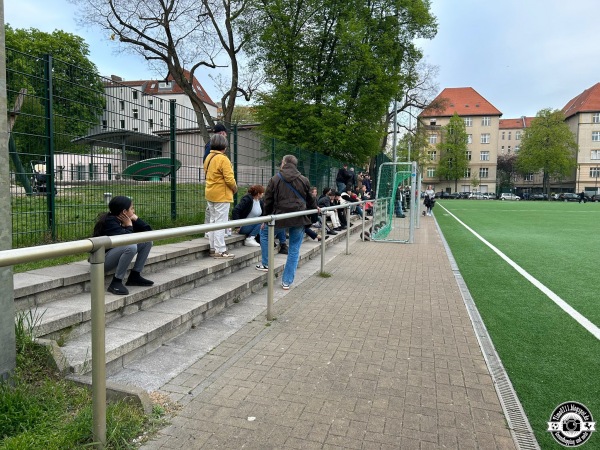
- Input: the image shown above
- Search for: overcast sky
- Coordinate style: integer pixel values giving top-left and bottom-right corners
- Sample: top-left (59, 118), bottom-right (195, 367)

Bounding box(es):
top-left (5, 0), bottom-right (599, 118)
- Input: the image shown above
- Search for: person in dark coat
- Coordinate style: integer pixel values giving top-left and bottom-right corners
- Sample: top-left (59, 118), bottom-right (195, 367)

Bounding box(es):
top-left (336, 164), bottom-right (352, 193)
top-left (255, 155), bottom-right (318, 290)
top-left (93, 195), bottom-right (153, 295)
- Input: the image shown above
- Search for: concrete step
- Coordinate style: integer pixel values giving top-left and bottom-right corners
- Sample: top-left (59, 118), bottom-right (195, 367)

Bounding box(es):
top-left (25, 224), bottom-right (361, 376)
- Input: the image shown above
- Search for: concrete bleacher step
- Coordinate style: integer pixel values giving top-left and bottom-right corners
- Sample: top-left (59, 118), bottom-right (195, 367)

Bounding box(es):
top-left (18, 224), bottom-right (361, 376)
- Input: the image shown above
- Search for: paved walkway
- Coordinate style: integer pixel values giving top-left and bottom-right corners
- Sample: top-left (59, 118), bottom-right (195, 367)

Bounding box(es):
top-left (141, 218), bottom-right (517, 449)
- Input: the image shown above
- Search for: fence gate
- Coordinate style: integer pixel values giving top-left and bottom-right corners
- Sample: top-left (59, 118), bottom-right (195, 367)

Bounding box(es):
top-left (370, 162), bottom-right (418, 243)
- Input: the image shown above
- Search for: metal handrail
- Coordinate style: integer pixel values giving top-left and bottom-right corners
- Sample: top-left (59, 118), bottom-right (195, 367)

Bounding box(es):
top-left (0, 198), bottom-right (378, 449)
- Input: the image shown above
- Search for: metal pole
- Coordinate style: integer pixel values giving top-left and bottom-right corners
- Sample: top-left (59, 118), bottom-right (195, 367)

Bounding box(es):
top-left (89, 247), bottom-right (107, 449)
top-left (361, 206), bottom-right (366, 241)
top-left (266, 221), bottom-right (275, 321)
top-left (345, 206), bottom-right (350, 255)
top-left (392, 100), bottom-right (398, 162)
top-left (320, 212), bottom-right (327, 273)
top-left (169, 100), bottom-right (177, 219)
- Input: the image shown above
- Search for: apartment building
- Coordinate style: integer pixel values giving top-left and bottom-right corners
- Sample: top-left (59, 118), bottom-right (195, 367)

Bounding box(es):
top-left (419, 87), bottom-right (502, 194)
top-left (563, 82), bottom-right (600, 195)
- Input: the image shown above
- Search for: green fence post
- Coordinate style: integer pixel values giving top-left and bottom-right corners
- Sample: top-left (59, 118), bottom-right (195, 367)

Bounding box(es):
top-left (271, 138), bottom-right (275, 177)
top-left (233, 123), bottom-right (238, 205)
top-left (170, 100), bottom-right (177, 220)
top-left (43, 54), bottom-right (56, 240)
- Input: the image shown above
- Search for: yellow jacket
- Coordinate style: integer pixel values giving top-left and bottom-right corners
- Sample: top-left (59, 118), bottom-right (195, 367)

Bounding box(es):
top-left (204, 150), bottom-right (237, 203)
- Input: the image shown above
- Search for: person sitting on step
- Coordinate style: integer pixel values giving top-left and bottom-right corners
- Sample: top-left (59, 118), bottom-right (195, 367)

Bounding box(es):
top-left (232, 184), bottom-right (288, 251)
top-left (93, 195), bottom-right (154, 295)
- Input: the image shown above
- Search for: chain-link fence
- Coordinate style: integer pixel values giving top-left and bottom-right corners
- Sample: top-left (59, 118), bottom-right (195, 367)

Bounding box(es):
top-left (7, 48), bottom-right (352, 248)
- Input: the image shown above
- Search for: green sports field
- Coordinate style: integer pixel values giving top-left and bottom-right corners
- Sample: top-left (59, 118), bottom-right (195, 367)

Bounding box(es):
top-left (434, 200), bottom-right (600, 449)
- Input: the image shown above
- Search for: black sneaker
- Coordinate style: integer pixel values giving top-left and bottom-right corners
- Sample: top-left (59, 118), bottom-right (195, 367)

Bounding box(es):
top-left (279, 244), bottom-right (289, 255)
top-left (126, 274), bottom-right (154, 286)
top-left (326, 230), bottom-right (338, 235)
top-left (108, 280), bottom-right (129, 295)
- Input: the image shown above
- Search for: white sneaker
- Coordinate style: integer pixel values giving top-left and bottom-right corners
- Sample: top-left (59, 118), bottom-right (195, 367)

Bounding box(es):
top-left (244, 237), bottom-right (260, 247)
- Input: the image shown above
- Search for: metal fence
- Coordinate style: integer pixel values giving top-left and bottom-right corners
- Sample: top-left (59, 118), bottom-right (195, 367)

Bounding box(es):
top-left (6, 48), bottom-right (350, 248)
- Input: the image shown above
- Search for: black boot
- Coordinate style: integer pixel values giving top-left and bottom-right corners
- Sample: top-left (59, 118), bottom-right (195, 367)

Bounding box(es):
top-left (126, 270), bottom-right (154, 287)
top-left (278, 243), bottom-right (289, 255)
top-left (108, 277), bottom-right (129, 295)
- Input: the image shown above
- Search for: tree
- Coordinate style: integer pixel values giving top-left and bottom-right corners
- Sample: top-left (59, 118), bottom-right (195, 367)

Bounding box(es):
top-left (6, 26), bottom-right (105, 167)
top-left (496, 153), bottom-right (518, 192)
top-left (436, 113), bottom-right (469, 192)
top-left (244, 0), bottom-right (436, 163)
top-left (74, 0), bottom-right (258, 140)
top-left (516, 108), bottom-right (578, 197)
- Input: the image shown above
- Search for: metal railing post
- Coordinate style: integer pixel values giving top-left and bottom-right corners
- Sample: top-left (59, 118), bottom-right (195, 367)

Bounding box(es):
top-left (266, 220), bottom-right (275, 321)
top-left (345, 206), bottom-right (350, 254)
top-left (169, 100), bottom-right (177, 220)
top-left (89, 246), bottom-right (107, 449)
top-left (361, 204), bottom-right (366, 241)
top-left (320, 212), bottom-right (327, 273)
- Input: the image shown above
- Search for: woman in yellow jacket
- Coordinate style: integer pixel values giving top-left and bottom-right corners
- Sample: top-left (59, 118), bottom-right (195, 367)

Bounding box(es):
top-left (203, 134), bottom-right (238, 258)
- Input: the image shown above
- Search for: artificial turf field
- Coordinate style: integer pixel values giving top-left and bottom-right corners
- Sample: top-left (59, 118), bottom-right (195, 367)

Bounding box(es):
top-left (434, 200), bottom-right (599, 449)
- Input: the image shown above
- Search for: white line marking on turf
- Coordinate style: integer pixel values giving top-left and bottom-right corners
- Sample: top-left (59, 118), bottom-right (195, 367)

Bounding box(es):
top-left (438, 204), bottom-right (600, 340)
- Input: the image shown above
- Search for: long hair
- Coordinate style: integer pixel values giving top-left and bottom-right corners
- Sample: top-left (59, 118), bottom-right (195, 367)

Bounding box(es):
top-left (93, 196), bottom-right (132, 237)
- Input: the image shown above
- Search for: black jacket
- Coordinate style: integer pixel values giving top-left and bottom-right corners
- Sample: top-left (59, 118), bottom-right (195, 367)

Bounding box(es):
top-left (95, 214), bottom-right (152, 237)
top-left (232, 193), bottom-right (264, 220)
top-left (336, 167), bottom-right (353, 184)
top-left (263, 162), bottom-right (317, 228)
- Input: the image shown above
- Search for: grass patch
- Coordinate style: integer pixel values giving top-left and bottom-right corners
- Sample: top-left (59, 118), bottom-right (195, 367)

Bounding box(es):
top-left (435, 200), bottom-right (600, 448)
top-left (0, 311), bottom-right (167, 449)
top-left (318, 272), bottom-right (332, 278)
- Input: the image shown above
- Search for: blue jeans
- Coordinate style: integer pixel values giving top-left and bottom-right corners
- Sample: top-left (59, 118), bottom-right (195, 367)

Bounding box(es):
top-left (336, 182), bottom-right (346, 193)
top-left (259, 225), bottom-right (303, 285)
top-left (239, 224), bottom-right (261, 237)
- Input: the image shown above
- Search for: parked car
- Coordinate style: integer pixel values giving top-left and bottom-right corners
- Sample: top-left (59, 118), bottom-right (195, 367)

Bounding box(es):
top-left (591, 194), bottom-right (600, 202)
top-left (530, 193), bottom-right (548, 200)
top-left (435, 191), bottom-right (451, 199)
top-left (499, 193), bottom-right (520, 201)
top-left (448, 192), bottom-right (461, 199)
top-left (458, 192), bottom-right (471, 199)
top-left (559, 193), bottom-right (582, 202)
top-left (468, 192), bottom-right (490, 200)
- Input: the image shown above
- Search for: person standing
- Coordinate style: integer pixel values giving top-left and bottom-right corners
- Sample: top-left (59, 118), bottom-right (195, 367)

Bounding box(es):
top-left (424, 185), bottom-right (435, 216)
top-left (336, 164), bottom-right (352, 193)
top-left (93, 196), bottom-right (153, 295)
top-left (579, 191), bottom-right (586, 203)
top-left (256, 155), bottom-right (318, 290)
top-left (204, 134), bottom-right (237, 258)
top-left (203, 123), bottom-right (228, 255)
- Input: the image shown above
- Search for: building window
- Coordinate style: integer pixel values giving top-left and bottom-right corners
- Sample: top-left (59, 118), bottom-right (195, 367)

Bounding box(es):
top-left (429, 118), bottom-right (437, 126)
top-left (428, 150), bottom-right (437, 161)
top-left (516, 131), bottom-right (521, 140)
top-left (102, 120), bottom-right (107, 129)
top-left (467, 134), bottom-right (472, 144)
top-left (464, 117), bottom-right (472, 127)
top-left (132, 90), bottom-right (138, 100)
top-left (502, 131), bottom-right (505, 140)
top-left (429, 133), bottom-right (437, 144)
top-left (508, 145), bottom-right (511, 153)
top-left (148, 119), bottom-right (154, 129)
top-left (593, 131), bottom-right (600, 142)
top-left (592, 150), bottom-right (600, 160)
top-left (160, 99), bottom-right (163, 109)
top-left (464, 168), bottom-right (471, 178)
top-left (515, 145), bottom-right (520, 153)
top-left (481, 116), bottom-right (491, 126)
top-left (590, 167), bottom-right (600, 178)
top-left (479, 167), bottom-right (489, 178)
top-left (481, 133), bottom-right (490, 144)
top-left (132, 127), bottom-right (138, 132)
top-left (160, 117), bottom-right (164, 126)
top-left (119, 100), bottom-right (125, 111)
top-left (593, 113), bottom-right (600, 123)
top-left (466, 151), bottom-right (472, 161)
top-left (508, 131), bottom-right (511, 140)
top-left (120, 120), bottom-right (125, 129)
top-left (480, 151), bottom-right (490, 161)
top-left (524, 172), bottom-right (534, 181)
top-left (427, 167), bottom-right (436, 178)
top-left (133, 109), bottom-right (139, 119)
top-left (148, 99), bottom-right (154, 109)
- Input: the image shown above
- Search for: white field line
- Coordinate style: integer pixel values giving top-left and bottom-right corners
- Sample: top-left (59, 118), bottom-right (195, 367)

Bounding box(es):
top-left (438, 204), bottom-right (600, 341)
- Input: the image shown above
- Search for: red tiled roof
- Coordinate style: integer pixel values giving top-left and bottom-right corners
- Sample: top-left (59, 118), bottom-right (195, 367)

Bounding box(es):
top-left (420, 87), bottom-right (502, 118)
top-left (562, 82), bottom-right (600, 119)
top-left (499, 117), bottom-right (534, 129)
top-left (104, 71), bottom-right (217, 107)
